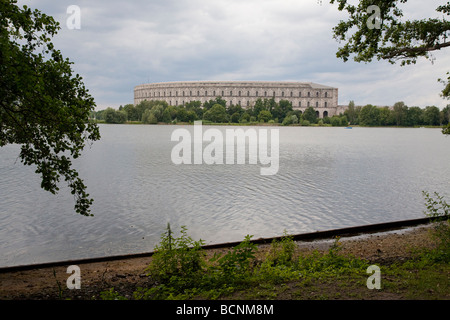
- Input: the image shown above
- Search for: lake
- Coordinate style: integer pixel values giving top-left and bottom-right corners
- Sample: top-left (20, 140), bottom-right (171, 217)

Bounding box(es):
top-left (1, 124), bottom-right (449, 267)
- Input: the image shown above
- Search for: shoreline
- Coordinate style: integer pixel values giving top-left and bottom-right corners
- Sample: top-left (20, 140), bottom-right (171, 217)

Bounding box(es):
top-left (0, 216), bottom-right (434, 273)
top-left (94, 120), bottom-right (446, 129)
top-left (0, 222), bottom-right (441, 300)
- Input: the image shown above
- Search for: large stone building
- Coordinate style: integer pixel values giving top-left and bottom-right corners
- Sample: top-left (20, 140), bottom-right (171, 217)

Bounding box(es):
top-left (134, 81), bottom-right (340, 118)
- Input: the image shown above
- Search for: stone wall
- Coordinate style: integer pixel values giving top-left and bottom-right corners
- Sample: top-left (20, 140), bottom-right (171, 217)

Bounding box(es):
top-left (134, 81), bottom-right (339, 118)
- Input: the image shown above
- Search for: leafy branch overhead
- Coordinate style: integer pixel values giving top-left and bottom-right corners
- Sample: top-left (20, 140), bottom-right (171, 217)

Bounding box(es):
top-left (330, 0), bottom-right (450, 106)
top-left (0, 1), bottom-right (100, 216)
top-left (330, 0), bottom-right (450, 65)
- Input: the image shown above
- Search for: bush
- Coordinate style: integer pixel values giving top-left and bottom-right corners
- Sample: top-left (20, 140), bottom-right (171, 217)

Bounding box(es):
top-left (301, 120), bottom-right (310, 126)
top-left (145, 224), bottom-right (206, 282)
top-left (422, 191), bottom-right (450, 262)
top-left (265, 231), bottom-right (296, 266)
top-left (210, 235), bottom-right (258, 277)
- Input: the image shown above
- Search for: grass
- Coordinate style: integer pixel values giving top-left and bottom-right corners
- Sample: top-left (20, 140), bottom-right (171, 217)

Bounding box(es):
top-left (98, 225), bottom-right (449, 300)
top-left (98, 193), bottom-right (449, 300)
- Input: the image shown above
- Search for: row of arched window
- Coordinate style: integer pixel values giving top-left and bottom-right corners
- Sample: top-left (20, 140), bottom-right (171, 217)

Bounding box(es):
top-left (159, 100), bottom-right (329, 108)
top-left (136, 89), bottom-right (331, 99)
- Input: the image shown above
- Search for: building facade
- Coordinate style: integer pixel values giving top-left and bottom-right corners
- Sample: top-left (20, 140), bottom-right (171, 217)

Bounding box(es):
top-left (134, 81), bottom-right (339, 118)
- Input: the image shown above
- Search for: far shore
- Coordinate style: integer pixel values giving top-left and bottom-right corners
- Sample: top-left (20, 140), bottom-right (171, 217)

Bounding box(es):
top-left (92, 120), bottom-right (446, 129)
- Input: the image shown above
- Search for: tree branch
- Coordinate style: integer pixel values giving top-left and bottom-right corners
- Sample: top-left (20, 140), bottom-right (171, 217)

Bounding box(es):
top-left (382, 41), bottom-right (450, 60)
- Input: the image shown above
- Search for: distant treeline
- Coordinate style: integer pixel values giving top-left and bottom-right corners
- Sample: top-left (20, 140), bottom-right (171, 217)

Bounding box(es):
top-left (92, 98), bottom-right (450, 127)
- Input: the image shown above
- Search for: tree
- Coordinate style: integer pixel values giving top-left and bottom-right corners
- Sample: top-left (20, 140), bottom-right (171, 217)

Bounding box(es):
top-left (239, 112), bottom-right (251, 123)
top-left (230, 112), bottom-right (241, 123)
top-left (203, 104), bottom-right (228, 123)
top-left (379, 106), bottom-right (394, 126)
top-left (330, 0), bottom-right (450, 132)
top-left (408, 106), bottom-right (424, 126)
top-left (123, 104), bottom-right (140, 121)
top-left (359, 104), bottom-right (380, 126)
top-left (392, 101), bottom-right (408, 126)
top-left (258, 110), bottom-right (272, 123)
top-left (141, 109), bottom-right (157, 124)
top-left (303, 107), bottom-right (317, 123)
top-left (330, 1), bottom-right (449, 68)
top-left (1, 1), bottom-right (100, 216)
top-left (104, 107), bottom-right (127, 124)
top-left (272, 100), bottom-right (293, 121)
top-left (252, 98), bottom-right (267, 118)
top-left (330, 116), bottom-right (341, 126)
top-left (344, 100), bottom-right (359, 124)
top-left (423, 106), bottom-right (441, 126)
top-left (440, 105), bottom-right (450, 125)
top-left (203, 97), bottom-right (226, 111)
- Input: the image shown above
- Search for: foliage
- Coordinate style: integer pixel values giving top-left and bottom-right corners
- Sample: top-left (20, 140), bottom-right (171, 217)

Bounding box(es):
top-left (145, 224), bottom-right (206, 283)
top-left (0, 1), bottom-right (100, 216)
top-left (202, 104), bottom-right (228, 123)
top-left (98, 224), bottom-right (450, 300)
top-left (265, 231), bottom-right (296, 266)
top-left (330, 0), bottom-right (450, 65)
top-left (330, 0), bottom-right (449, 101)
top-left (302, 107), bottom-right (317, 123)
top-left (104, 107), bottom-right (127, 124)
top-left (422, 191), bottom-right (450, 262)
top-left (359, 104), bottom-right (380, 126)
top-left (211, 235), bottom-right (258, 277)
top-left (257, 110), bottom-right (273, 123)
top-left (297, 237), bottom-right (369, 277)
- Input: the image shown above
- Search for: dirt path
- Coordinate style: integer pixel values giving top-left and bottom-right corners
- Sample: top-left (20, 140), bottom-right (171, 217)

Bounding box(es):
top-left (0, 224), bottom-right (438, 300)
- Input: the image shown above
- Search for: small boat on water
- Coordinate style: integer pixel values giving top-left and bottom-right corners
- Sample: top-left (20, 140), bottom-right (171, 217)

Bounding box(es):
top-left (345, 126), bottom-right (352, 129)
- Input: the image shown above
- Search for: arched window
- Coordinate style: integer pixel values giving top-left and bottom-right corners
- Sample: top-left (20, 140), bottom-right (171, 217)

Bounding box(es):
top-left (324, 102), bottom-right (327, 108)
top-left (282, 91), bottom-right (284, 97)
top-left (316, 110), bottom-right (320, 117)
top-left (325, 92), bottom-right (328, 98)
top-left (316, 101), bottom-right (319, 108)
top-left (323, 110), bottom-right (328, 117)
top-left (264, 91), bottom-right (267, 97)
top-left (316, 92), bottom-right (319, 97)
top-left (307, 92), bottom-right (310, 97)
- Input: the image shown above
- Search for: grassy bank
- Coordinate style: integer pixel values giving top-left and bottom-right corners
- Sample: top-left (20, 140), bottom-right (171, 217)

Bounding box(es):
top-left (98, 222), bottom-right (449, 300)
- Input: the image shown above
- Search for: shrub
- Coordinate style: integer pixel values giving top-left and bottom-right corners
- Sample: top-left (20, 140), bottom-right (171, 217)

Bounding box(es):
top-left (210, 235), bottom-right (258, 277)
top-left (301, 120), bottom-right (310, 126)
top-left (422, 191), bottom-right (450, 262)
top-left (265, 231), bottom-right (296, 266)
top-left (145, 224), bottom-right (206, 282)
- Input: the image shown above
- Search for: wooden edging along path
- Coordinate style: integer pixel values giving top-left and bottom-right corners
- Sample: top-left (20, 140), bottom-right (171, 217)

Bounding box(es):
top-left (0, 216), bottom-right (444, 274)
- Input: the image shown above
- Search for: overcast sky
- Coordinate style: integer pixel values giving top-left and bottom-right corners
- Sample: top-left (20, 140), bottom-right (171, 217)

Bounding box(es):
top-left (17, 0), bottom-right (450, 110)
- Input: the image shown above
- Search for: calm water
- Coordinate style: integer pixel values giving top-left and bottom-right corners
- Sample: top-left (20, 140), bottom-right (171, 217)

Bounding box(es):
top-left (1, 124), bottom-right (450, 267)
